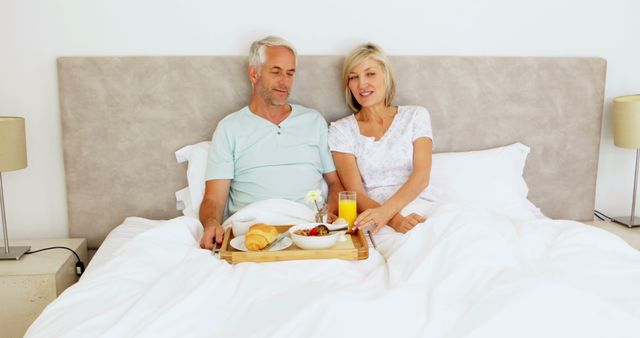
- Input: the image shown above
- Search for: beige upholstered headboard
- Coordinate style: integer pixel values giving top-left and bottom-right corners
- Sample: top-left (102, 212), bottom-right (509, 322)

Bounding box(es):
top-left (57, 56), bottom-right (606, 249)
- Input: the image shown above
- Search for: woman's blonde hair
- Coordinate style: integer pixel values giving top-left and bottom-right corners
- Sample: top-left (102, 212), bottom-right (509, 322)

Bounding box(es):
top-left (342, 43), bottom-right (396, 113)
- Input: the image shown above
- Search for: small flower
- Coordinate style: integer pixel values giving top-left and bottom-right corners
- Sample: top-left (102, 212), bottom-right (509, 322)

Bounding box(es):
top-left (305, 190), bottom-right (323, 205)
top-left (305, 190), bottom-right (324, 214)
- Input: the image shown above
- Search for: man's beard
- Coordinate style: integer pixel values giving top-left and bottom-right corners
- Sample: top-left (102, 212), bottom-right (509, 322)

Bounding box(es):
top-left (257, 82), bottom-right (289, 106)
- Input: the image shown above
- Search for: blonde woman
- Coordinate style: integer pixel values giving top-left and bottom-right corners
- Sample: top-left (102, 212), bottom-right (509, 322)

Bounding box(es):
top-left (328, 43), bottom-right (434, 236)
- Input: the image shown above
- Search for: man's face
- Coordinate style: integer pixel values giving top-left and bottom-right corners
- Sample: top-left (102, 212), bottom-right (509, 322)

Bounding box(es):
top-left (252, 46), bottom-right (296, 106)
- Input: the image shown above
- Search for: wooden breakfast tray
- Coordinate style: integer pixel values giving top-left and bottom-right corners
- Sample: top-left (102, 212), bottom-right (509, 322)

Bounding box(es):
top-left (220, 225), bottom-right (369, 264)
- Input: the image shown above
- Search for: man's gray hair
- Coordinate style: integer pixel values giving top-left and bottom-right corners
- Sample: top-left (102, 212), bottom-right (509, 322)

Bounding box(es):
top-left (248, 36), bottom-right (297, 70)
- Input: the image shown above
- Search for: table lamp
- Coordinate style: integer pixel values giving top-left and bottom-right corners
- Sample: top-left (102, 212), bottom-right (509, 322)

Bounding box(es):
top-left (612, 94), bottom-right (640, 227)
top-left (0, 116), bottom-right (29, 260)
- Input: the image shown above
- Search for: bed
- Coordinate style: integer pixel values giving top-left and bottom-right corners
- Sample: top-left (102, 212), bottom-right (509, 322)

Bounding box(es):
top-left (25, 56), bottom-right (640, 337)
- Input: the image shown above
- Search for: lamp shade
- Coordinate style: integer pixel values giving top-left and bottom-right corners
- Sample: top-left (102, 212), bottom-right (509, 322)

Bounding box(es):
top-left (613, 95), bottom-right (640, 149)
top-left (0, 116), bottom-right (27, 171)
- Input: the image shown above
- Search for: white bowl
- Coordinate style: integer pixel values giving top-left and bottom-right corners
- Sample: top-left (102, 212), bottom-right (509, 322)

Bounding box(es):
top-left (289, 223), bottom-right (341, 250)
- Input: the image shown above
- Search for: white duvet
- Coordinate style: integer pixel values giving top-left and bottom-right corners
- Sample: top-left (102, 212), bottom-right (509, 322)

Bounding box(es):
top-left (26, 199), bottom-right (640, 338)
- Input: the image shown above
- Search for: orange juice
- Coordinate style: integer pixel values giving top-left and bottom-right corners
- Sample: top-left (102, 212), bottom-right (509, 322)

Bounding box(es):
top-left (338, 191), bottom-right (357, 231)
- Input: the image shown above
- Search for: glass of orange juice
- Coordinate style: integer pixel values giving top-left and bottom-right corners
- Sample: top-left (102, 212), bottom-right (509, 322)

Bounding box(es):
top-left (338, 191), bottom-right (357, 232)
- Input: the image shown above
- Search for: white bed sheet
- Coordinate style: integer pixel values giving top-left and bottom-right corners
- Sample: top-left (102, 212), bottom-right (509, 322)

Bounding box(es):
top-left (26, 199), bottom-right (640, 338)
top-left (86, 217), bottom-right (161, 272)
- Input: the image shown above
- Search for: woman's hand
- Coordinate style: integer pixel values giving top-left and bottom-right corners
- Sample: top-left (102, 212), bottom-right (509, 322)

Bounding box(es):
top-left (389, 213), bottom-right (426, 233)
top-left (353, 206), bottom-right (395, 234)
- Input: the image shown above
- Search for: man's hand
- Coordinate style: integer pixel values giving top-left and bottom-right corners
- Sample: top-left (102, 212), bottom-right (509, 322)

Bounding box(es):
top-left (326, 212), bottom-right (338, 224)
top-left (389, 213), bottom-right (426, 233)
top-left (200, 222), bottom-right (225, 250)
top-left (199, 179), bottom-right (231, 251)
top-left (323, 171), bottom-right (343, 217)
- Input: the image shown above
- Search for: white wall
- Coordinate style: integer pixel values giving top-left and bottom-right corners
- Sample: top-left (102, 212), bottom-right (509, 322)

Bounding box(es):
top-left (1, 0), bottom-right (639, 240)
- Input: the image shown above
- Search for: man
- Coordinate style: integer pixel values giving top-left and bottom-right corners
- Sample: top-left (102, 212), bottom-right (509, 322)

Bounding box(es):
top-left (199, 36), bottom-right (344, 250)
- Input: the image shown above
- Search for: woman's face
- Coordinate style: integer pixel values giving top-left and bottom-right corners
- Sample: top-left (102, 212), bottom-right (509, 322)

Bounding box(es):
top-left (347, 58), bottom-right (386, 109)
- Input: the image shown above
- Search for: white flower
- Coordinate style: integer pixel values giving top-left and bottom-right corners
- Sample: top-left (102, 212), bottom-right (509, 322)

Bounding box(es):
top-left (304, 190), bottom-right (323, 204)
top-left (305, 190), bottom-right (324, 213)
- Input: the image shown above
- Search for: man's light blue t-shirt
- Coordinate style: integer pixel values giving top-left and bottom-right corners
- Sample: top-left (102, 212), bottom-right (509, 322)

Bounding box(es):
top-left (205, 104), bottom-right (336, 215)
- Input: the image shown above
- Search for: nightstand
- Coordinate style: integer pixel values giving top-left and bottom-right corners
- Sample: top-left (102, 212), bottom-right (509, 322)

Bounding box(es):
top-left (0, 238), bottom-right (88, 338)
top-left (584, 220), bottom-right (640, 251)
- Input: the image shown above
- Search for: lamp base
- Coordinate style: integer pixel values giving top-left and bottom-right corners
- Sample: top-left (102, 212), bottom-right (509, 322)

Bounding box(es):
top-left (612, 216), bottom-right (640, 228)
top-left (0, 245), bottom-right (30, 260)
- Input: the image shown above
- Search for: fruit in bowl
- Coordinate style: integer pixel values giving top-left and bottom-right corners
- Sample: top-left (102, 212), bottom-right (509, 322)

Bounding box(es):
top-left (289, 223), bottom-right (343, 250)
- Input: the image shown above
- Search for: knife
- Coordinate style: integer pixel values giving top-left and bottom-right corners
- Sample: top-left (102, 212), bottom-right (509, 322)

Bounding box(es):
top-left (262, 225), bottom-right (349, 251)
top-left (262, 229), bottom-right (290, 251)
top-left (367, 230), bottom-right (377, 249)
top-left (211, 240), bottom-right (221, 258)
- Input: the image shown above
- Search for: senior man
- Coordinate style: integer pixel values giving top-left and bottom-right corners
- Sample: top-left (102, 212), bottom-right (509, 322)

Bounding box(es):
top-left (199, 36), bottom-right (344, 250)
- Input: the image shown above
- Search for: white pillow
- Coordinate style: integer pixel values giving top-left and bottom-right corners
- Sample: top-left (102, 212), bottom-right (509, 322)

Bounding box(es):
top-left (175, 186), bottom-right (197, 219)
top-left (175, 141), bottom-right (544, 221)
top-left (175, 141), bottom-right (210, 218)
top-left (428, 143), bottom-right (545, 220)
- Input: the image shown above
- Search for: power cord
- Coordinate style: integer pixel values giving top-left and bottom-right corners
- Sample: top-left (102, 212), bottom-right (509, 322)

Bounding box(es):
top-left (594, 210), bottom-right (613, 222)
top-left (25, 246), bottom-right (85, 276)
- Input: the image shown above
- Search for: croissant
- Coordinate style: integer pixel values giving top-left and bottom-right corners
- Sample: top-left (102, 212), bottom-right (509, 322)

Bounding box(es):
top-left (244, 224), bottom-right (278, 251)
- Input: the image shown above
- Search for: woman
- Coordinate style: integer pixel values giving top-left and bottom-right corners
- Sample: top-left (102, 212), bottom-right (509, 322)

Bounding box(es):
top-left (328, 43), bottom-right (434, 236)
